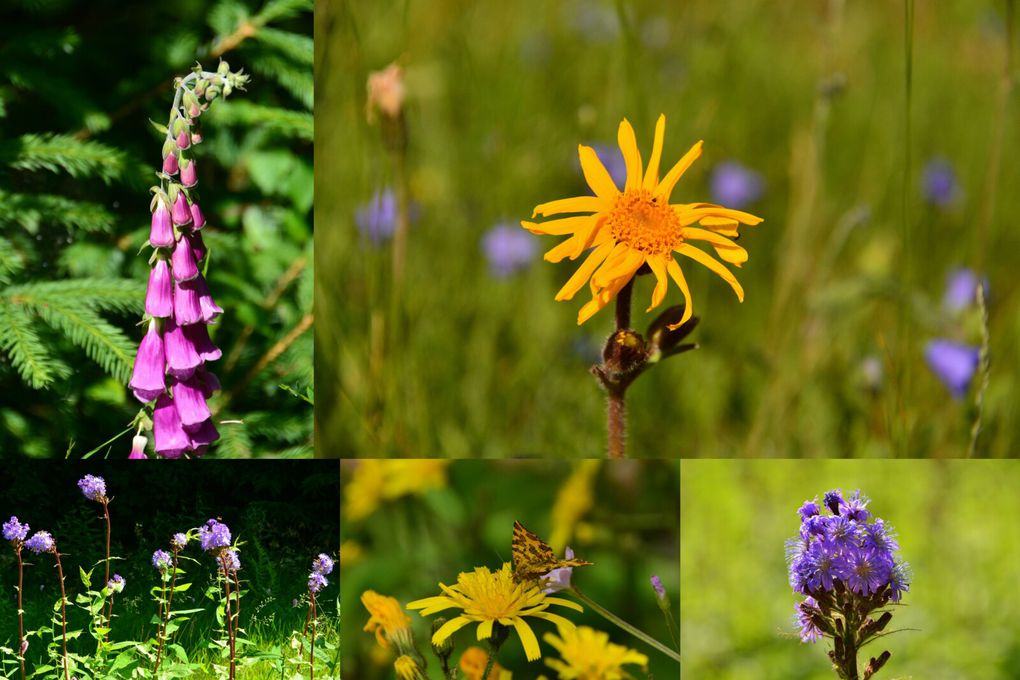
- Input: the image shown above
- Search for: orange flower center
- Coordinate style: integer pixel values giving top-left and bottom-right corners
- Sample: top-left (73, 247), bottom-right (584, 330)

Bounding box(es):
top-left (607, 189), bottom-right (683, 255)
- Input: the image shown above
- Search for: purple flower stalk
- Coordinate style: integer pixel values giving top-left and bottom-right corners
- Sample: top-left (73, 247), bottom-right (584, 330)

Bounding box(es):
top-left (307, 571), bottom-right (328, 594)
top-left (786, 489), bottom-right (908, 679)
top-left (129, 63), bottom-right (247, 458)
top-left (311, 553), bottom-right (334, 576)
top-left (77, 474), bottom-right (107, 503)
top-left (3, 516), bottom-right (29, 544)
top-left (482, 222), bottom-right (537, 277)
top-left (925, 339), bottom-right (980, 399)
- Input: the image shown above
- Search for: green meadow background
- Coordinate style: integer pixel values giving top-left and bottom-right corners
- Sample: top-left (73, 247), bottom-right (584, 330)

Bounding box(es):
top-left (681, 459), bottom-right (1020, 679)
top-left (316, 0), bottom-right (1019, 457)
top-left (340, 460), bottom-right (680, 678)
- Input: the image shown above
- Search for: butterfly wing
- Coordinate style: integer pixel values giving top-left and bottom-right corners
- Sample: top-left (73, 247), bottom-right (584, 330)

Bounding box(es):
top-left (512, 520), bottom-right (592, 582)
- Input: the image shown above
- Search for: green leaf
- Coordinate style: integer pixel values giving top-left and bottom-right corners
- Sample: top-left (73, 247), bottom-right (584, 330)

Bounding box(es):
top-left (208, 101), bottom-right (312, 141)
top-left (254, 27), bottom-right (312, 65)
top-left (254, 0), bottom-right (312, 25)
top-left (79, 565), bottom-right (92, 588)
top-left (0, 192), bottom-right (118, 233)
top-left (0, 301), bottom-right (56, 388)
top-left (0, 133), bottom-right (126, 183)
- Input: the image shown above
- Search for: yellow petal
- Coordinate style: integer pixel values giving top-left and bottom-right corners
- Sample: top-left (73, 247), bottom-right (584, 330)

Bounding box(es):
top-left (665, 258), bottom-right (694, 329)
top-left (654, 140), bottom-right (703, 201)
top-left (432, 616), bottom-right (472, 646)
top-left (681, 227), bottom-right (748, 266)
top-left (578, 257), bottom-right (644, 324)
top-left (676, 205), bottom-right (763, 227)
top-left (532, 195), bottom-right (605, 218)
top-left (645, 254), bottom-right (669, 311)
top-left (521, 215), bottom-right (593, 236)
top-left (643, 114), bottom-right (667, 189)
top-left (569, 214), bottom-right (607, 259)
top-left (617, 118), bottom-right (643, 191)
top-left (476, 618), bottom-right (494, 641)
top-left (578, 144), bottom-right (619, 199)
top-left (511, 617), bottom-right (543, 661)
top-left (676, 243), bottom-right (744, 301)
top-left (544, 237), bottom-right (581, 263)
top-left (590, 246), bottom-right (641, 290)
top-left (555, 240), bottom-right (615, 301)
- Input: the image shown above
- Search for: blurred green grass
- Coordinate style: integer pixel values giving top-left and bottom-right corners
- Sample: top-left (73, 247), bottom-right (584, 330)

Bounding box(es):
top-left (316, 0), bottom-right (1020, 457)
top-left (680, 459), bottom-right (1020, 679)
top-left (340, 459), bottom-right (680, 678)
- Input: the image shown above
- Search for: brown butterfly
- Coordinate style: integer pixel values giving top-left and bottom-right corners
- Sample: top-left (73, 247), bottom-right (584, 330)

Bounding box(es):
top-left (511, 520), bottom-right (592, 583)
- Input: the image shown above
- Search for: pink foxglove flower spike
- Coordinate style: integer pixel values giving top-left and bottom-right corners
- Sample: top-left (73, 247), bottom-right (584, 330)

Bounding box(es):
top-left (128, 61), bottom-right (248, 458)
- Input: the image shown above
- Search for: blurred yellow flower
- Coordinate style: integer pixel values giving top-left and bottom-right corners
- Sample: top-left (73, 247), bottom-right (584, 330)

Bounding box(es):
top-left (361, 590), bottom-right (413, 651)
top-left (339, 539), bottom-right (364, 568)
top-left (407, 563), bottom-right (583, 662)
top-left (544, 626), bottom-right (649, 679)
top-left (523, 115), bottom-right (762, 328)
top-left (344, 460), bottom-right (450, 522)
top-left (394, 654), bottom-right (427, 680)
top-left (460, 646), bottom-right (512, 680)
top-left (549, 460), bottom-right (601, 552)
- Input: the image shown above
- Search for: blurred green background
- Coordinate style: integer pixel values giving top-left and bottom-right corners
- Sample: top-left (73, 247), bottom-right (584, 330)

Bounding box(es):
top-left (0, 461), bottom-right (339, 673)
top-left (0, 0), bottom-right (313, 457)
top-left (340, 459), bottom-right (680, 678)
top-left (316, 0), bottom-right (1019, 457)
top-left (681, 459), bottom-right (1020, 679)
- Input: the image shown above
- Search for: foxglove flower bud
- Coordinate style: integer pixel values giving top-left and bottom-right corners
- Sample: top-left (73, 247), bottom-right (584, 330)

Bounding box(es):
top-left (176, 130), bottom-right (191, 150)
top-left (171, 375), bottom-right (211, 431)
top-left (171, 191), bottom-right (192, 226)
top-left (173, 277), bottom-right (204, 326)
top-left (145, 258), bottom-right (173, 317)
top-left (153, 393), bottom-right (189, 458)
top-left (162, 152), bottom-right (179, 176)
top-left (150, 199), bottom-right (174, 247)
top-left (180, 158), bottom-right (198, 188)
top-left (129, 434), bottom-right (148, 459)
top-left (190, 201), bottom-right (206, 229)
top-left (163, 317), bottom-right (201, 379)
top-left (171, 234), bottom-right (200, 281)
top-left (129, 320), bottom-right (166, 403)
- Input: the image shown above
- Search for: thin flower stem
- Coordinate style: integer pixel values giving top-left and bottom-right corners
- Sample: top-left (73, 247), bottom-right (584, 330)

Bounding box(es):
top-left (220, 561), bottom-right (236, 680)
top-left (569, 587), bottom-right (681, 663)
top-left (16, 548), bottom-right (25, 680)
top-left (615, 278), bottom-right (633, 330)
top-left (481, 655), bottom-right (495, 680)
top-left (606, 278), bottom-right (635, 459)
top-left (309, 591), bottom-right (317, 680)
top-left (968, 284), bottom-right (991, 457)
top-left (662, 606), bottom-right (681, 653)
top-left (103, 502), bottom-right (112, 641)
top-left (54, 552), bottom-right (70, 680)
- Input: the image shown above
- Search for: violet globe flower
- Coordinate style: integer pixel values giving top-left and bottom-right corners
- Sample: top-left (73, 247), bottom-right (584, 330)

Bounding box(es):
top-left (308, 571), bottom-right (328, 594)
top-left (921, 158), bottom-right (959, 206)
top-left (312, 553), bottom-right (334, 576)
top-left (152, 549), bottom-right (173, 572)
top-left (199, 519), bottom-right (231, 553)
top-left (355, 188), bottom-right (399, 244)
top-left (77, 474), bottom-right (107, 503)
top-left (650, 575), bottom-right (666, 599)
top-left (108, 574), bottom-right (125, 594)
top-left (925, 339), bottom-right (980, 398)
top-left (25, 531), bottom-right (54, 554)
top-left (482, 223), bottom-right (537, 277)
top-left (710, 161), bottom-right (765, 209)
top-left (943, 267), bottom-right (987, 313)
top-left (171, 533), bottom-right (188, 551)
top-left (3, 516), bottom-right (29, 544)
top-left (222, 548), bottom-right (241, 573)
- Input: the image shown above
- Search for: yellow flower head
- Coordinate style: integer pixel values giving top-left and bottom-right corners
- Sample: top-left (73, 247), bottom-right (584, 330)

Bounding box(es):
top-left (406, 563), bottom-right (583, 662)
top-left (394, 655), bottom-right (427, 680)
top-left (344, 460), bottom-right (450, 522)
top-left (523, 115), bottom-right (763, 328)
top-left (361, 590), bottom-right (413, 651)
top-left (460, 646), bottom-right (512, 680)
top-left (544, 626), bottom-right (649, 680)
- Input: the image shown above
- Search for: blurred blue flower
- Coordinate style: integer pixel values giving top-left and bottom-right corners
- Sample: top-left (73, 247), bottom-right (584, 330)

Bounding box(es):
top-left (925, 339), bottom-right (980, 398)
top-left (943, 267), bottom-right (987, 312)
top-left (356, 188), bottom-right (398, 244)
top-left (710, 161), bottom-right (764, 209)
top-left (482, 223), bottom-right (537, 277)
top-left (921, 158), bottom-right (959, 206)
top-left (585, 143), bottom-right (627, 190)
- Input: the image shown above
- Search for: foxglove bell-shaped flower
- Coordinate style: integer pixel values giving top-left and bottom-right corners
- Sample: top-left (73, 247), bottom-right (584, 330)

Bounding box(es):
top-left (190, 201), bottom-right (206, 229)
top-left (150, 199), bottom-right (174, 248)
top-left (163, 317), bottom-right (201, 379)
top-left (129, 434), bottom-right (148, 459)
top-left (193, 274), bottom-right (223, 323)
top-left (184, 323), bottom-right (222, 362)
top-left (171, 234), bottom-right (200, 281)
top-left (171, 375), bottom-right (211, 431)
top-left (180, 158), bottom-right (198, 188)
top-left (173, 277), bottom-right (204, 326)
top-left (196, 368), bottom-right (221, 397)
top-left (190, 231), bottom-right (207, 261)
top-left (176, 130), bottom-right (191, 150)
top-left (171, 192), bottom-right (193, 226)
top-left (129, 320), bottom-right (166, 403)
top-left (145, 259), bottom-right (173, 317)
top-left (187, 418), bottom-right (219, 453)
top-left (162, 153), bottom-right (179, 176)
top-left (153, 393), bottom-right (190, 458)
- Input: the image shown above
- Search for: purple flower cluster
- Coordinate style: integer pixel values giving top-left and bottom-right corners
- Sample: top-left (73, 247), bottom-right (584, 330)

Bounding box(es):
top-left (127, 66), bottom-right (247, 458)
top-left (482, 223), bottom-right (537, 277)
top-left (108, 574), bottom-right (126, 594)
top-left (307, 552), bottom-right (333, 594)
top-left (25, 531), bottom-right (54, 554)
top-left (222, 548), bottom-right (241, 574)
top-left (307, 572), bottom-right (328, 594)
top-left (199, 519), bottom-right (232, 553)
top-left (77, 474), bottom-right (107, 503)
top-left (3, 516), bottom-right (29, 544)
top-left (925, 267), bottom-right (987, 399)
top-left (787, 490), bottom-right (909, 646)
top-left (171, 532), bottom-right (188, 551)
top-left (152, 549), bottom-right (173, 572)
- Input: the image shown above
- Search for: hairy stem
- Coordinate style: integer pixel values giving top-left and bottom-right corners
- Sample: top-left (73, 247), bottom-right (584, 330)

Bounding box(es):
top-left (220, 560), bottom-right (235, 680)
top-left (570, 587), bottom-right (681, 663)
top-left (16, 548), bottom-right (25, 680)
top-left (103, 502), bottom-right (112, 641)
top-left (607, 390), bottom-right (626, 459)
top-left (54, 552), bottom-right (70, 680)
top-left (309, 591), bottom-right (317, 680)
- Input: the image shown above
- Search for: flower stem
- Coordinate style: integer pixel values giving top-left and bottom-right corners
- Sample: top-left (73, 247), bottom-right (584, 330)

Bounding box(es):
top-left (309, 591), bottom-right (317, 680)
top-left (54, 552), bottom-right (70, 680)
top-left (220, 560), bottom-right (236, 680)
top-left (569, 586), bottom-right (681, 664)
top-left (606, 278), bottom-right (635, 459)
top-left (102, 501), bottom-right (112, 642)
top-left (16, 547), bottom-right (25, 680)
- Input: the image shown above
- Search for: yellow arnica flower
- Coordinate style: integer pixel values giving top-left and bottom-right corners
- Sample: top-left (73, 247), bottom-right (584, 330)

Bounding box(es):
top-left (406, 563), bottom-right (583, 662)
top-left (523, 115), bottom-right (763, 328)
top-left (544, 626), bottom-right (649, 680)
top-left (460, 646), bottom-right (512, 680)
top-left (394, 655), bottom-right (427, 680)
top-left (344, 460), bottom-right (449, 522)
top-left (361, 590), bottom-right (413, 650)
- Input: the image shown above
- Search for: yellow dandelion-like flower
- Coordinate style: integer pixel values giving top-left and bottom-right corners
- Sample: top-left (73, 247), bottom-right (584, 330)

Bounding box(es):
top-left (344, 460), bottom-right (450, 522)
top-left (549, 460), bottom-right (601, 553)
top-left (543, 626), bottom-right (649, 680)
top-left (406, 563), bottom-right (583, 662)
top-left (523, 114), bottom-right (763, 328)
top-left (361, 590), bottom-right (414, 651)
top-left (460, 646), bottom-right (512, 680)
top-left (394, 655), bottom-right (427, 680)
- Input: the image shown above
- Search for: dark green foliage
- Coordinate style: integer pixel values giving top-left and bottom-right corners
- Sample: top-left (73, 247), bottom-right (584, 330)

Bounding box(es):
top-left (0, 0), bottom-right (312, 457)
